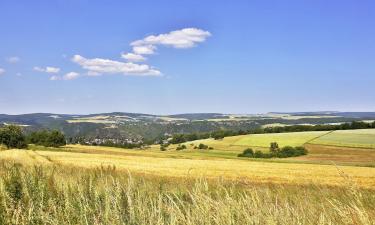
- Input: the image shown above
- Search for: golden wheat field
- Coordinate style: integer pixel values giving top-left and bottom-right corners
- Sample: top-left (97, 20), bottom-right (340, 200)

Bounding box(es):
top-left (1, 144), bottom-right (375, 189)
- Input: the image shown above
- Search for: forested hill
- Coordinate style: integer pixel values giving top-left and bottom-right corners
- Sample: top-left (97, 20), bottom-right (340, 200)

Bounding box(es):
top-left (0, 112), bottom-right (374, 143)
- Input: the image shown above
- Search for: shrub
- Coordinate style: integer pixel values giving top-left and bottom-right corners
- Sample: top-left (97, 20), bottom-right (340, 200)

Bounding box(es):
top-left (160, 143), bottom-right (169, 151)
top-left (176, 144), bottom-right (187, 151)
top-left (238, 145), bottom-right (308, 159)
top-left (254, 150), bottom-right (264, 158)
top-left (238, 148), bottom-right (254, 157)
top-left (198, 143), bottom-right (209, 150)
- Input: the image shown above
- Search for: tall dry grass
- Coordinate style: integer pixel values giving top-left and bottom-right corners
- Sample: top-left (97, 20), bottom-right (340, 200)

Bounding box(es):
top-left (0, 162), bottom-right (374, 225)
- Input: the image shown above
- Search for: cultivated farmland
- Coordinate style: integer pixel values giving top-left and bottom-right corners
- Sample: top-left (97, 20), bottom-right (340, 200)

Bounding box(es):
top-left (309, 129), bottom-right (375, 148)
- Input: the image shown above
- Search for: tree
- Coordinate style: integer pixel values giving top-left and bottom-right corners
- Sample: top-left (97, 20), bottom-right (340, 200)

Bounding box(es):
top-left (27, 130), bottom-right (66, 147)
top-left (46, 131), bottom-right (66, 147)
top-left (0, 125), bottom-right (27, 149)
top-left (270, 142), bottom-right (279, 153)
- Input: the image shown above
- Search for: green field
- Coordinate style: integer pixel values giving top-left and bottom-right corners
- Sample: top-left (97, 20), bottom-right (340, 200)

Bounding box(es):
top-left (309, 129), bottom-right (375, 148)
top-left (232, 131), bottom-right (329, 147)
top-left (187, 131), bottom-right (329, 152)
top-left (187, 129), bottom-right (375, 151)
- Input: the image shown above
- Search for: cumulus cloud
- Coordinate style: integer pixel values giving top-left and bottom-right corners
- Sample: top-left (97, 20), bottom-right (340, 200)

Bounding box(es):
top-left (6, 56), bottom-right (20, 63)
top-left (72, 28), bottom-right (209, 78)
top-left (132, 45), bottom-right (156, 55)
top-left (131, 28), bottom-right (211, 50)
top-left (72, 55), bottom-right (161, 76)
top-left (63, 72), bottom-right (80, 80)
top-left (121, 53), bottom-right (146, 62)
top-left (0, 68), bottom-right (5, 75)
top-left (34, 66), bottom-right (60, 73)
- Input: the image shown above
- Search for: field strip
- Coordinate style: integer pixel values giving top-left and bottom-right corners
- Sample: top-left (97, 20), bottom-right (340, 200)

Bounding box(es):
top-left (305, 130), bottom-right (334, 144)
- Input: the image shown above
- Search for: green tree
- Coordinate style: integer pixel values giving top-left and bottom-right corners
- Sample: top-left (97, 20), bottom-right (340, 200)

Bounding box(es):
top-left (0, 125), bottom-right (27, 149)
top-left (27, 130), bottom-right (66, 147)
top-left (270, 142), bottom-right (279, 153)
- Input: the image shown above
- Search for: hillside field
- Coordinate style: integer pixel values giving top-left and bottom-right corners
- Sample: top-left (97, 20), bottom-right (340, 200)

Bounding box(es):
top-left (309, 129), bottom-right (375, 148)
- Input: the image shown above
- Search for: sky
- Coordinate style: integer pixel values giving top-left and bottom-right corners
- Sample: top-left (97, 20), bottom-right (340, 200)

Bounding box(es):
top-left (0, 0), bottom-right (374, 115)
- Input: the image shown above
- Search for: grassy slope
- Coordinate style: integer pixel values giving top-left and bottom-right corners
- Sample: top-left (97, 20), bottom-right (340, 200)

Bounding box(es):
top-left (309, 129), bottom-right (375, 148)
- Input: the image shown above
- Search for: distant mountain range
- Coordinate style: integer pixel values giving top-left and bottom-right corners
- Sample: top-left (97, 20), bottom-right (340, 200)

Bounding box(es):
top-left (1, 112), bottom-right (374, 142)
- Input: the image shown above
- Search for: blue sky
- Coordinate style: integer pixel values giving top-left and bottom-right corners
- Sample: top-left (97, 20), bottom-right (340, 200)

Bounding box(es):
top-left (0, 0), bottom-right (374, 115)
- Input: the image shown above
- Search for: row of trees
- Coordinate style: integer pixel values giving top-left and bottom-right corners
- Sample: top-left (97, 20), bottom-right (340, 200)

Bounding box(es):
top-left (0, 125), bottom-right (66, 149)
top-left (168, 121), bottom-right (375, 144)
top-left (238, 142), bottom-right (308, 158)
top-left (27, 130), bottom-right (66, 147)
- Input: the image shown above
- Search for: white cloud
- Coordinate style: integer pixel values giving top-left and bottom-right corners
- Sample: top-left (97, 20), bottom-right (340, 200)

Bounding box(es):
top-left (63, 72), bottom-right (80, 80)
top-left (71, 28), bottom-right (210, 78)
top-left (132, 45), bottom-right (156, 55)
top-left (121, 53), bottom-right (146, 62)
top-left (6, 56), bottom-right (20, 63)
top-left (49, 75), bottom-right (61, 81)
top-left (72, 55), bottom-right (161, 76)
top-left (0, 68), bottom-right (5, 75)
top-left (131, 28), bottom-right (211, 50)
top-left (34, 66), bottom-right (60, 73)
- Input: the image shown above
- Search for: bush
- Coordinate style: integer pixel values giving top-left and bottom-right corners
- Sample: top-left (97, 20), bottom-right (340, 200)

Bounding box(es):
top-left (238, 148), bottom-right (254, 157)
top-left (176, 144), bottom-right (187, 151)
top-left (238, 144), bottom-right (308, 159)
top-left (198, 143), bottom-right (209, 150)
top-left (276, 146), bottom-right (308, 158)
top-left (254, 150), bottom-right (264, 158)
top-left (0, 125), bottom-right (27, 149)
top-left (160, 143), bottom-right (169, 151)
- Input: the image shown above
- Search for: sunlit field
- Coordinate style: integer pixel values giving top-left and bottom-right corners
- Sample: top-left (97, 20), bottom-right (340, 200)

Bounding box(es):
top-left (0, 162), bottom-right (374, 225)
top-left (1, 130), bottom-right (375, 224)
top-left (310, 129), bottom-right (375, 148)
top-left (1, 144), bottom-right (375, 188)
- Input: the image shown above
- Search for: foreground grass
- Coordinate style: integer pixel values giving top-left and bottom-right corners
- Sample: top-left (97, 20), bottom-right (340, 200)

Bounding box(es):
top-left (0, 162), bottom-right (374, 225)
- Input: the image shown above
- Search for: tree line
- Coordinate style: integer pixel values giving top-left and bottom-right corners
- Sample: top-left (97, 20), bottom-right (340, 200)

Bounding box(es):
top-left (0, 125), bottom-right (66, 149)
top-left (168, 121), bottom-right (375, 144)
top-left (238, 142), bottom-right (308, 158)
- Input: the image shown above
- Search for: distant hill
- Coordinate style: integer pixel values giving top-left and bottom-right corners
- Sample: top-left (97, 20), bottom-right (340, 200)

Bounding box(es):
top-left (0, 111), bottom-right (374, 143)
